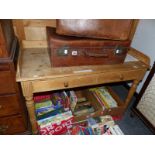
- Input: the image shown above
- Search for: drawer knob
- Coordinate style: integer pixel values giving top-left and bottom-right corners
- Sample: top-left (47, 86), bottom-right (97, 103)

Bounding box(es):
top-left (119, 74), bottom-right (124, 80)
top-left (64, 82), bottom-right (69, 87)
top-left (0, 105), bottom-right (2, 109)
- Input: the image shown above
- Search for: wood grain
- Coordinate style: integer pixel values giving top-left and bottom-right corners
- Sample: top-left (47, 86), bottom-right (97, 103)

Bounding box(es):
top-left (0, 94), bottom-right (21, 117)
top-left (13, 20), bottom-right (25, 41)
top-left (13, 19), bottom-right (56, 48)
top-left (128, 19), bottom-right (139, 41)
top-left (0, 70), bottom-right (16, 94)
top-left (0, 115), bottom-right (26, 135)
top-left (23, 19), bottom-right (56, 27)
top-left (24, 27), bottom-right (47, 41)
top-left (16, 48), bottom-right (149, 82)
top-left (22, 40), bottom-right (48, 48)
top-left (128, 47), bottom-right (150, 67)
top-left (21, 82), bottom-right (38, 134)
top-left (124, 80), bottom-right (139, 108)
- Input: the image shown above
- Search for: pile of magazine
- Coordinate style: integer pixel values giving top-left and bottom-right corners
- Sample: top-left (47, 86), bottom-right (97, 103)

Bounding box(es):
top-left (68, 115), bottom-right (124, 135)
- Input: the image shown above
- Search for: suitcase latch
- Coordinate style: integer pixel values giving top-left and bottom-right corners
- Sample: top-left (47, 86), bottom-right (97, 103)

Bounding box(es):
top-left (57, 46), bottom-right (69, 56)
top-left (114, 46), bottom-right (123, 55)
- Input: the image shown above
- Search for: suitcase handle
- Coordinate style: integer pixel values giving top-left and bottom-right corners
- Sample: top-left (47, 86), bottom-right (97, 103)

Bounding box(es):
top-left (85, 51), bottom-right (109, 57)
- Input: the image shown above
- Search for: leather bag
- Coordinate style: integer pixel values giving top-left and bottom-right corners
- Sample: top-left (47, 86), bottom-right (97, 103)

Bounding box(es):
top-left (47, 27), bottom-right (130, 67)
top-left (56, 19), bottom-right (133, 40)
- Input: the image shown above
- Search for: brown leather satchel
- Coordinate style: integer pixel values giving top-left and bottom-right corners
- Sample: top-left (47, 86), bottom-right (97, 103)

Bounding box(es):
top-left (56, 19), bottom-right (133, 40)
top-left (47, 27), bottom-right (130, 67)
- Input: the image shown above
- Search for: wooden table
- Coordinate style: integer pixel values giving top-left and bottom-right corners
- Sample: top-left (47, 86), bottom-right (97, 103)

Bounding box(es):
top-left (16, 48), bottom-right (150, 134)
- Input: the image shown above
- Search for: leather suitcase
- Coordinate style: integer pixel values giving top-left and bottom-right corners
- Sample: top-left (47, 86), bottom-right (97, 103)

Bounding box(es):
top-left (47, 27), bottom-right (130, 67)
top-left (56, 19), bottom-right (134, 40)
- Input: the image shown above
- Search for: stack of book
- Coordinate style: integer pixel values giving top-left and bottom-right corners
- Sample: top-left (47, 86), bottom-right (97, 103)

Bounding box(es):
top-left (34, 91), bottom-right (70, 120)
top-left (89, 87), bottom-right (118, 110)
top-left (34, 91), bottom-right (73, 135)
top-left (35, 100), bottom-right (64, 120)
top-left (38, 111), bottom-right (73, 135)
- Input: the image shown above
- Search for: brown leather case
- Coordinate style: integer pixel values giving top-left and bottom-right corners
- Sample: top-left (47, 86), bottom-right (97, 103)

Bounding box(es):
top-left (56, 19), bottom-right (133, 40)
top-left (47, 27), bottom-right (130, 67)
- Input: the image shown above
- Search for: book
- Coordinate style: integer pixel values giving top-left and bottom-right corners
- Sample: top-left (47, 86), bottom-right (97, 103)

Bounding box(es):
top-left (35, 100), bottom-right (53, 110)
top-left (36, 107), bottom-right (65, 120)
top-left (62, 91), bottom-right (70, 109)
top-left (34, 95), bottom-right (51, 103)
top-left (90, 87), bottom-right (118, 108)
top-left (70, 90), bottom-right (77, 111)
top-left (98, 87), bottom-right (117, 108)
top-left (113, 125), bottom-right (124, 135)
top-left (96, 89), bottom-right (110, 108)
top-left (38, 111), bottom-right (72, 127)
top-left (109, 126), bottom-right (117, 135)
top-left (87, 115), bottom-right (115, 135)
top-left (74, 107), bottom-right (94, 116)
top-left (92, 91), bottom-right (105, 110)
top-left (89, 88), bottom-right (110, 108)
top-left (51, 92), bottom-right (64, 106)
top-left (99, 115), bottom-right (115, 126)
top-left (69, 115), bottom-right (123, 135)
top-left (39, 115), bottom-right (73, 135)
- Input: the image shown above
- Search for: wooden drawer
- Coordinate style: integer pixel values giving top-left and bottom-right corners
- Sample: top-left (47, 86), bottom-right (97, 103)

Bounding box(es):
top-left (32, 75), bottom-right (98, 93)
top-left (0, 115), bottom-right (26, 134)
top-left (0, 63), bottom-right (10, 71)
top-left (0, 94), bottom-right (21, 117)
top-left (0, 70), bottom-right (16, 94)
top-left (32, 70), bottom-right (144, 93)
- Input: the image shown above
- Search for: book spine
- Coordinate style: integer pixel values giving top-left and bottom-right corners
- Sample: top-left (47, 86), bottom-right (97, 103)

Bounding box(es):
top-left (38, 111), bottom-right (73, 127)
top-left (96, 89), bottom-right (110, 108)
top-left (90, 88), bottom-right (108, 108)
top-left (113, 125), bottom-right (124, 135)
top-left (92, 91), bottom-right (105, 110)
top-left (35, 100), bottom-right (53, 109)
top-left (99, 87), bottom-right (117, 107)
top-left (70, 91), bottom-right (77, 111)
top-left (109, 126), bottom-right (117, 135)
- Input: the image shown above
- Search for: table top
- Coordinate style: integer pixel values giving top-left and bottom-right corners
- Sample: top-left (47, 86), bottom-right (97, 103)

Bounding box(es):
top-left (16, 48), bottom-right (149, 82)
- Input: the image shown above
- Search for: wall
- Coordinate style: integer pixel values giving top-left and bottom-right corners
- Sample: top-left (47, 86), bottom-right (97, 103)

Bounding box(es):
top-left (131, 19), bottom-right (155, 92)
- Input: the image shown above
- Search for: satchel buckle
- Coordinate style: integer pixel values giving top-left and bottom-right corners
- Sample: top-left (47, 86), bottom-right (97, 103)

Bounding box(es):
top-left (57, 45), bottom-right (69, 56)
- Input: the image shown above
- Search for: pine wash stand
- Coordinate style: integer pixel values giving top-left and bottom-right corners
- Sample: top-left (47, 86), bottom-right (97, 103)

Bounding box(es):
top-left (16, 47), bottom-right (150, 134)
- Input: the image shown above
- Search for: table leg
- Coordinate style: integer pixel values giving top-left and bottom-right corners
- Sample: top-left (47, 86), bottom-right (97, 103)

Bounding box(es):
top-left (124, 80), bottom-right (139, 109)
top-left (21, 82), bottom-right (38, 134)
